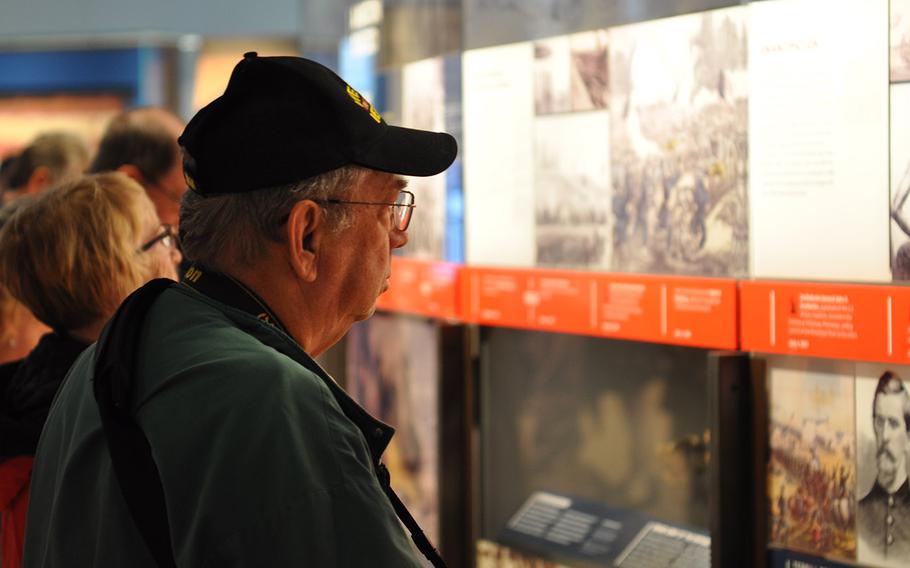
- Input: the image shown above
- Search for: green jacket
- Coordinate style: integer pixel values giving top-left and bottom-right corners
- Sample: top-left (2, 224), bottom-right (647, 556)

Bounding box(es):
top-left (23, 284), bottom-right (421, 567)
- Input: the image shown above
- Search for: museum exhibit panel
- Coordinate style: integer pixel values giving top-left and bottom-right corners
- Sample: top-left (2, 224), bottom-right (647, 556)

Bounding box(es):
top-left (3, 0), bottom-right (910, 566)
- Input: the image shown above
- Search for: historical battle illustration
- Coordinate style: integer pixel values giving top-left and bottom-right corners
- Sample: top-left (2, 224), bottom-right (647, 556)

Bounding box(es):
top-left (608, 8), bottom-right (749, 276)
top-left (767, 360), bottom-right (856, 562)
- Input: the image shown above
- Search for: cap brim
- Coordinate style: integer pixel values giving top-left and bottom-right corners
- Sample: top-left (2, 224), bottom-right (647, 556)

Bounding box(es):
top-left (355, 125), bottom-right (457, 177)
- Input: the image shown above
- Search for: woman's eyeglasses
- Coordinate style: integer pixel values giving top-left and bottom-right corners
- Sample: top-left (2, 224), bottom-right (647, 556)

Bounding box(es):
top-left (139, 224), bottom-right (176, 253)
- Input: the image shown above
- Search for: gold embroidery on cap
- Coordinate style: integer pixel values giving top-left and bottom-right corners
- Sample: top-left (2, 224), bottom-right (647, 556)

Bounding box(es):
top-left (184, 172), bottom-right (197, 191)
top-left (345, 84), bottom-right (382, 124)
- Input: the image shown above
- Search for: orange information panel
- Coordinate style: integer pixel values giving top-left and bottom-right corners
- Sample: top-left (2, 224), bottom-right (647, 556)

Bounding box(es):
top-left (462, 267), bottom-right (738, 349)
top-left (740, 280), bottom-right (910, 364)
top-left (376, 256), bottom-right (460, 320)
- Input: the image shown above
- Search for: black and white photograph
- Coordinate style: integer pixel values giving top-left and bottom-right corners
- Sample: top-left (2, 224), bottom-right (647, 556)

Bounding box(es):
top-left (569, 30), bottom-right (608, 112)
top-left (401, 56), bottom-right (447, 260)
top-left (608, 7), bottom-right (749, 277)
top-left (533, 30), bottom-right (608, 115)
top-left (856, 364), bottom-right (910, 568)
top-left (893, 0), bottom-right (910, 83)
top-left (891, 83), bottom-right (910, 280)
top-left (533, 111), bottom-right (611, 269)
top-left (533, 35), bottom-right (572, 115)
top-left (346, 314), bottom-right (441, 548)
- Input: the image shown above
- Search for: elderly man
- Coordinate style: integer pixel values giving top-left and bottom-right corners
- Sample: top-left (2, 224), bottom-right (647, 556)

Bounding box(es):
top-left (858, 371), bottom-right (910, 565)
top-left (23, 53), bottom-right (455, 567)
top-left (90, 106), bottom-right (186, 227)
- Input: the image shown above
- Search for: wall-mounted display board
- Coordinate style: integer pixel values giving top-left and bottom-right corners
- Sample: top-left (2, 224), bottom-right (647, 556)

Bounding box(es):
top-left (346, 314), bottom-right (441, 548)
top-left (533, 31), bottom-right (610, 270)
top-left (609, 7), bottom-right (749, 277)
top-left (748, 0), bottom-right (889, 282)
top-left (463, 41), bottom-right (535, 267)
top-left (740, 280), bottom-right (910, 365)
top-left (479, 328), bottom-right (712, 548)
top-left (462, 266), bottom-right (737, 349)
top-left (464, 7), bottom-right (749, 278)
top-left (400, 54), bottom-right (463, 262)
top-left (765, 357), bottom-right (910, 567)
top-left (377, 257), bottom-right (739, 349)
top-left (375, 257), bottom-right (460, 320)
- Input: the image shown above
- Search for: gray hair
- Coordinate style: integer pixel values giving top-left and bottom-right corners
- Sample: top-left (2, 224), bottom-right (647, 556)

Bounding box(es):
top-left (179, 165), bottom-right (364, 267)
top-left (4, 132), bottom-right (89, 191)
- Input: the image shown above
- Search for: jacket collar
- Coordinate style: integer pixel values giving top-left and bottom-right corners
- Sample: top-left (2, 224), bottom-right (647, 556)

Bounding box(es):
top-left (178, 271), bottom-right (395, 462)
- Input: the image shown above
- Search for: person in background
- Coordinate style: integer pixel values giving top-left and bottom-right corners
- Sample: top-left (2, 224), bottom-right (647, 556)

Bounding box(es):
top-left (0, 172), bottom-right (181, 568)
top-left (0, 153), bottom-right (21, 193)
top-left (0, 131), bottom-right (90, 363)
top-left (1, 132), bottom-right (89, 204)
top-left (89, 107), bottom-right (186, 228)
top-left (0, 200), bottom-right (49, 365)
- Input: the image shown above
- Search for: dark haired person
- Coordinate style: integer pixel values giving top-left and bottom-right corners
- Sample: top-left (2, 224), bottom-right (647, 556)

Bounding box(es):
top-left (858, 371), bottom-right (910, 564)
top-left (90, 107), bottom-right (186, 227)
top-left (24, 53), bottom-right (456, 567)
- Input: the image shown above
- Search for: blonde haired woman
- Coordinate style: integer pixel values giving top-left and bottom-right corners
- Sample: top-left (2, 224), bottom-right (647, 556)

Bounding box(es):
top-left (0, 172), bottom-right (181, 568)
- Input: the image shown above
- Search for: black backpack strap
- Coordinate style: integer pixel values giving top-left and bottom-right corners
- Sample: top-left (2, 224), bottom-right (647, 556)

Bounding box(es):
top-left (377, 463), bottom-right (447, 568)
top-left (93, 278), bottom-right (177, 568)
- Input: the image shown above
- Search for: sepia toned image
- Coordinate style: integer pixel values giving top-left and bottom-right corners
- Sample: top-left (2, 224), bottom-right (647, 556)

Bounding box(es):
top-left (569, 30), bottom-right (608, 112)
top-left (856, 364), bottom-right (910, 568)
top-left (533, 30), bottom-right (608, 115)
top-left (481, 330), bottom-right (712, 539)
top-left (533, 35), bottom-right (572, 115)
top-left (891, 83), bottom-right (910, 280)
top-left (401, 56), bottom-right (447, 260)
top-left (767, 358), bottom-right (856, 562)
top-left (346, 314), bottom-right (441, 547)
top-left (608, 7), bottom-right (749, 277)
top-left (533, 111), bottom-right (611, 269)
top-left (893, 0), bottom-right (910, 83)
top-left (476, 539), bottom-right (570, 568)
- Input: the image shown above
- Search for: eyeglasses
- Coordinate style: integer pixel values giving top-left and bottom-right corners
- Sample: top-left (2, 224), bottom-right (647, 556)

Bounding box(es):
top-left (139, 224), bottom-right (176, 253)
top-left (318, 190), bottom-right (416, 231)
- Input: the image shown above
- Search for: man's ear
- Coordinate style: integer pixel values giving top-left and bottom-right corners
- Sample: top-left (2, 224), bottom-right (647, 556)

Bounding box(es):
top-left (286, 199), bottom-right (323, 282)
top-left (117, 164), bottom-right (145, 185)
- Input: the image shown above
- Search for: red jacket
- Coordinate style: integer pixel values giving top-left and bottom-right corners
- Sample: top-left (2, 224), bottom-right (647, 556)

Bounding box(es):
top-left (0, 456), bottom-right (32, 568)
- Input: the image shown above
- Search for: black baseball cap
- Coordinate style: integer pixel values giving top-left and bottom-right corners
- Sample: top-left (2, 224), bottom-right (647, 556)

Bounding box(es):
top-left (179, 52), bottom-right (457, 195)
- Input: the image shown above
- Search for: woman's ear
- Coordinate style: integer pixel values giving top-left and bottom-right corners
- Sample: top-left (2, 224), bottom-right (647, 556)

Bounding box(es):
top-left (286, 199), bottom-right (323, 282)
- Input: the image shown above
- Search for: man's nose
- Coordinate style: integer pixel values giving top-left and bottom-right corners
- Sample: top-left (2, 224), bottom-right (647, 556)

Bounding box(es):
top-left (390, 227), bottom-right (408, 249)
